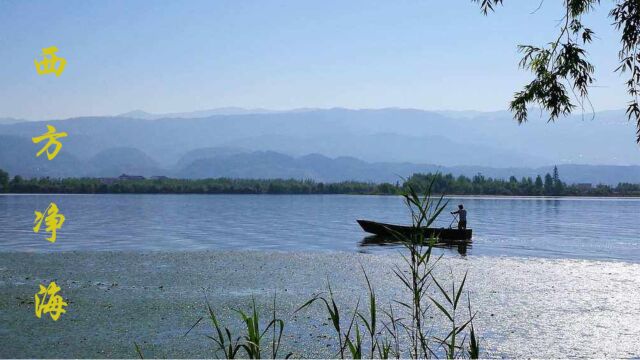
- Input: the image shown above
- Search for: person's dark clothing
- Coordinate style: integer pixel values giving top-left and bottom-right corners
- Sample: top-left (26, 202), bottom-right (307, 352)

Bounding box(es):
top-left (452, 209), bottom-right (467, 230)
top-left (458, 219), bottom-right (467, 230)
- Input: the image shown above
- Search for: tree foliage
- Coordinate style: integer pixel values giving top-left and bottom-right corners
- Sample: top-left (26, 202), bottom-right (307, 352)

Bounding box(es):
top-left (4, 174), bottom-right (399, 195)
top-left (474, 0), bottom-right (640, 142)
top-left (0, 168), bottom-right (9, 192)
top-left (2, 168), bottom-right (639, 196)
top-left (404, 171), bottom-right (640, 196)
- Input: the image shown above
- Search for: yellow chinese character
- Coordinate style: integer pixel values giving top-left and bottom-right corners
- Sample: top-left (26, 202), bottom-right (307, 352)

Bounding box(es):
top-left (34, 46), bottom-right (66, 76)
top-left (35, 281), bottom-right (68, 321)
top-left (33, 202), bottom-right (65, 243)
top-left (32, 125), bottom-right (68, 160)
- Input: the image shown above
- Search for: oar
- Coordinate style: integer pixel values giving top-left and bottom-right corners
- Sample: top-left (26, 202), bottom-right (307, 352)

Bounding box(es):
top-left (448, 213), bottom-right (458, 229)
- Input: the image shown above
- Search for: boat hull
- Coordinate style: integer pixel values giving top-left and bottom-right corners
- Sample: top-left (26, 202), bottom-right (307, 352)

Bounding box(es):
top-left (356, 219), bottom-right (472, 243)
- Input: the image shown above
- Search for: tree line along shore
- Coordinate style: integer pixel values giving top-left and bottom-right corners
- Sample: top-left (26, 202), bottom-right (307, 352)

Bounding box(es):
top-left (1, 167), bottom-right (639, 196)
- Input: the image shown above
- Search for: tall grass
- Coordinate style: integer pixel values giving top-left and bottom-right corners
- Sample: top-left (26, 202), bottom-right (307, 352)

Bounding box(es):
top-left (392, 179), bottom-right (448, 358)
top-left (141, 178), bottom-right (481, 358)
top-left (395, 180), bottom-right (480, 359)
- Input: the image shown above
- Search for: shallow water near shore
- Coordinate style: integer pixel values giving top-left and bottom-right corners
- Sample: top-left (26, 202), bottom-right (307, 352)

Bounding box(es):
top-left (1, 194), bottom-right (639, 262)
top-left (0, 251), bottom-right (638, 358)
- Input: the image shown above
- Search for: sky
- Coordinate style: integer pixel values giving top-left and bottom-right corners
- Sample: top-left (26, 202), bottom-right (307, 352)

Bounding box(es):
top-left (0, 0), bottom-right (630, 120)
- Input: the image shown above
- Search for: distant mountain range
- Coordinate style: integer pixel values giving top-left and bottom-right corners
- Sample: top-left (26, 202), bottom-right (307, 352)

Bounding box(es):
top-left (117, 107), bottom-right (320, 120)
top-left (1, 107), bottom-right (639, 184)
top-left (117, 107), bottom-right (278, 120)
top-left (0, 117), bottom-right (26, 125)
top-left (2, 138), bottom-right (639, 185)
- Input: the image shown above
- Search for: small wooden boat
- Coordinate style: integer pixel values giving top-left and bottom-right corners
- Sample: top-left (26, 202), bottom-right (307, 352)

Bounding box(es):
top-left (356, 219), bottom-right (472, 244)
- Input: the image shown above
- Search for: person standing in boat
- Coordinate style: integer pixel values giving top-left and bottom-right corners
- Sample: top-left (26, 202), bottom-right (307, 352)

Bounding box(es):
top-left (451, 204), bottom-right (467, 230)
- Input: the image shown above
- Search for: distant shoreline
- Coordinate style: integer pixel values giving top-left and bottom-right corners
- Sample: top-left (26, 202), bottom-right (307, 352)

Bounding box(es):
top-left (2, 170), bottom-right (640, 197)
top-left (2, 192), bottom-right (640, 199)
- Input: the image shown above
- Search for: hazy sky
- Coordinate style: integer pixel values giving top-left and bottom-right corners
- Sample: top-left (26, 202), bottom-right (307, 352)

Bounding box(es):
top-left (0, 0), bottom-right (629, 119)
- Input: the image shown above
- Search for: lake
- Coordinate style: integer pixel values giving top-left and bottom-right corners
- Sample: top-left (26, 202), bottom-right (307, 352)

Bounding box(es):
top-left (2, 194), bottom-right (640, 358)
top-left (1, 194), bottom-right (638, 262)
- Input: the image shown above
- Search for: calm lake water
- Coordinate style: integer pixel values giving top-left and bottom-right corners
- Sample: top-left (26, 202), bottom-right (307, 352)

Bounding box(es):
top-left (1, 194), bottom-right (638, 262)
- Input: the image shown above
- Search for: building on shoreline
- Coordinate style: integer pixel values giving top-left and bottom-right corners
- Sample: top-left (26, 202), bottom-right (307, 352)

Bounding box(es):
top-left (118, 174), bottom-right (146, 181)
